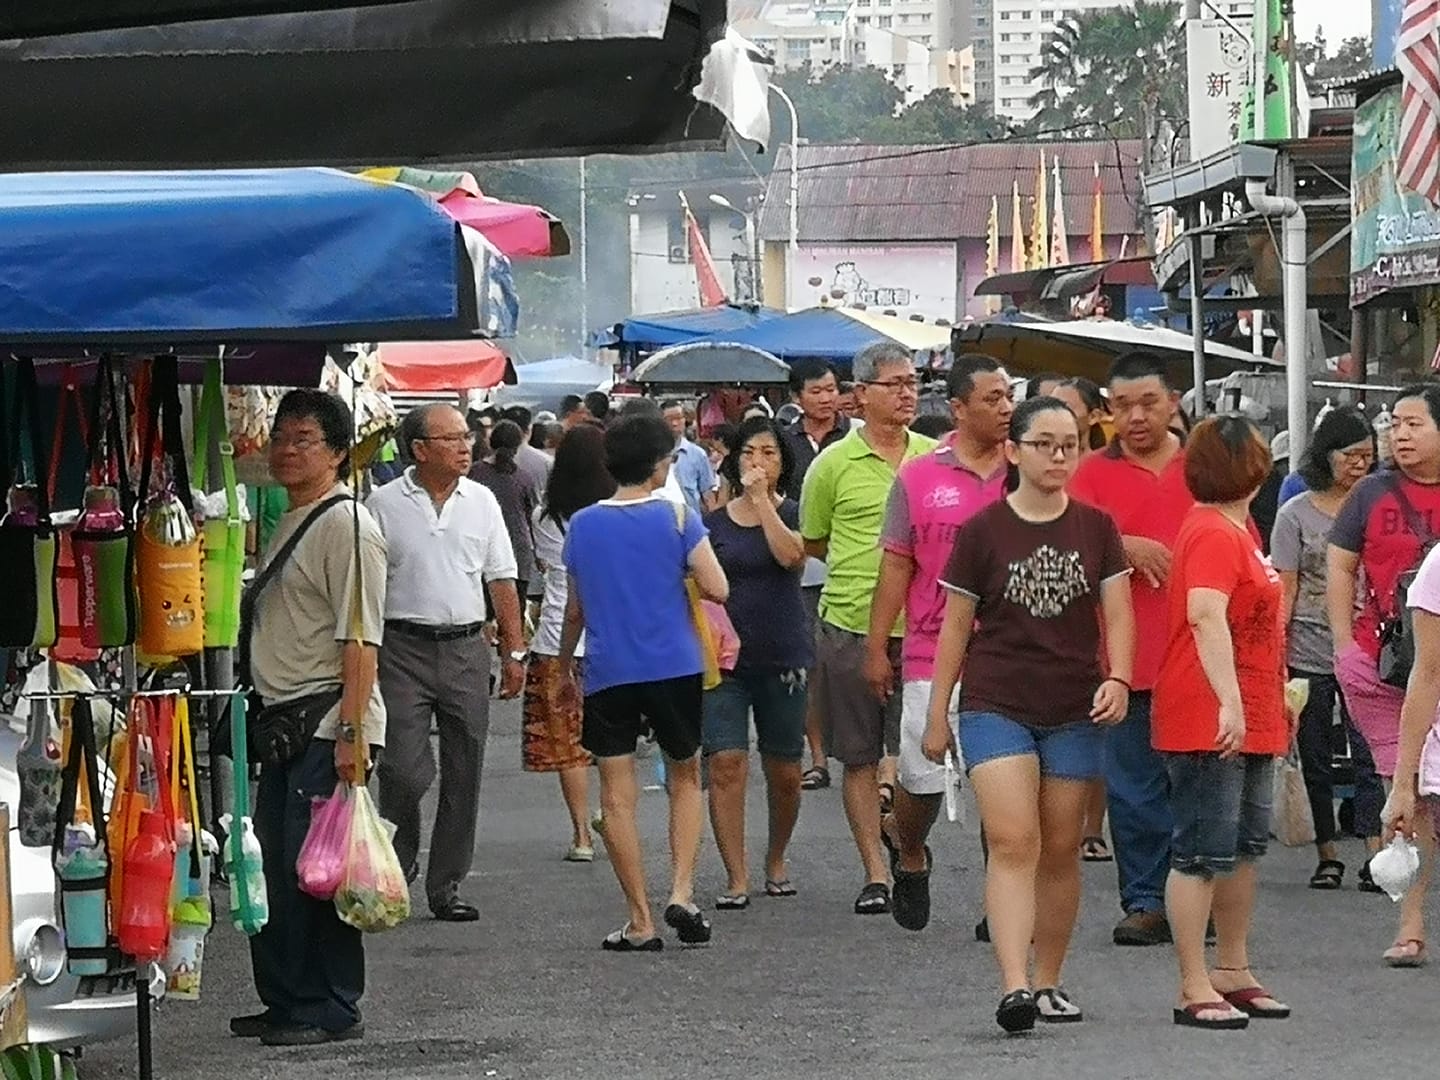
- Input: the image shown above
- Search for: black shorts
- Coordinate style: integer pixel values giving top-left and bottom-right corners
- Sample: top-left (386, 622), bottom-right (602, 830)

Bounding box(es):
top-left (582, 674), bottom-right (704, 761)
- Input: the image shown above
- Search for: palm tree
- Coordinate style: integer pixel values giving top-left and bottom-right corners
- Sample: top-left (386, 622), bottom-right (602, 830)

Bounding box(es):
top-left (1029, 0), bottom-right (1186, 169)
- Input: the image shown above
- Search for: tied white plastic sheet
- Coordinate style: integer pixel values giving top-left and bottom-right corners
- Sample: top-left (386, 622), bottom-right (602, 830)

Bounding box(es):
top-left (1369, 835), bottom-right (1422, 902)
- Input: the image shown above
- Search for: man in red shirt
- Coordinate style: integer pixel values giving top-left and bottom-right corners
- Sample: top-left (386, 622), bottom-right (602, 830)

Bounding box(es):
top-left (1070, 351), bottom-right (1193, 947)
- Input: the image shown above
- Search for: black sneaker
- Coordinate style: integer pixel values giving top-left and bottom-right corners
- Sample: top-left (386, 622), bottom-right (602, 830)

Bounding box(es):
top-left (996, 989), bottom-right (1038, 1034)
top-left (230, 1011), bottom-right (282, 1038)
top-left (975, 916), bottom-right (990, 942)
top-left (891, 846), bottom-right (932, 932)
top-left (260, 1022), bottom-right (364, 1047)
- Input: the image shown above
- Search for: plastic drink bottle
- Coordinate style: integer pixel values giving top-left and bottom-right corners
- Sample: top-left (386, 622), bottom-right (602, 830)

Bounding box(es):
top-left (116, 810), bottom-right (176, 962)
top-left (56, 823), bottom-right (109, 977)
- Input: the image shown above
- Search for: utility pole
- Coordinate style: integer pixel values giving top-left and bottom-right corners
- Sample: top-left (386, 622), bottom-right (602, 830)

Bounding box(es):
top-left (579, 156), bottom-right (588, 353)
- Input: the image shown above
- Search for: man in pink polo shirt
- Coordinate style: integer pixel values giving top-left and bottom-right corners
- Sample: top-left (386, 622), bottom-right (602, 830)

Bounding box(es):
top-left (865, 354), bottom-right (1013, 931)
top-left (1069, 350), bottom-right (1193, 948)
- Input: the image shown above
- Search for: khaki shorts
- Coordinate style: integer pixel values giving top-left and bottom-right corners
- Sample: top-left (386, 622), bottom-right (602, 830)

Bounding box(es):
top-left (811, 622), bottom-right (901, 767)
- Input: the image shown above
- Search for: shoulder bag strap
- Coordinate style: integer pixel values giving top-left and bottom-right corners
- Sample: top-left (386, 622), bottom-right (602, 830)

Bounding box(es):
top-left (47, 365), bottom-right (90, 507)
top-left (11, 360), bottom-right (50, 524)
top-left (1389, 472), bottom-right (1438, 548)
top-left (135, 356), bottom-right (193, 514)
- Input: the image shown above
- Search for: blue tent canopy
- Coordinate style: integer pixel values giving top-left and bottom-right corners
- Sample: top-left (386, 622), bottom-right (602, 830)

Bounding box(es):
top-left (0, 168), bottom-right (516, 347)
top-left (690, 306), bottom-right (891, 365)
top-left (592, 303), bottom-right (784, 351)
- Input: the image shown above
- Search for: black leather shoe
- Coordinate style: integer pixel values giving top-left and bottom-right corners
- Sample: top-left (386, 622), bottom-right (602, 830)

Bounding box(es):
top-left (431, 900), bottom-right (480, 922)
top-left (230, 1011), bottom-right (282, 1038)
top-left (260, 1022), bottom-right (364, 1047)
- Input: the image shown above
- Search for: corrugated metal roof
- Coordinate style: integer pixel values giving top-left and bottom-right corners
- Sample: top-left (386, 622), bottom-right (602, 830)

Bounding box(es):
top-left (757, 140), bottom-right (1146, 243)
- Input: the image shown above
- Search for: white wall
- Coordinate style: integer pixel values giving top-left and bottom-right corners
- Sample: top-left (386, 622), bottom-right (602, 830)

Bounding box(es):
top-left (787, 242), bottom-right (959, 320)
top-left (629, 211), bottom-right (754, 314)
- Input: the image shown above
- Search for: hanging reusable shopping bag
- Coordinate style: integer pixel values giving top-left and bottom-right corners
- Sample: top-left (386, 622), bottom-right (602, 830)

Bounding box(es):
top-left (115, 697), bottom-right (177, 963)
top-left (16, 693), bottom-right (63, 848)
top-left (0, 360), bottom-right (59, 649)
top-left (51, 698), bottom-right (115, 977)
top-left (165, 698), bottom-right (212, 999)
top-left (135, 357), bottom-right (204, 661)
top-left (72, 356), bottom-right (137, 650)
top-left (47, 366), bottom-right (97, 664)
top-left (192, 358), bottom-right (245, 649)
top-left (221, 692), bottom-right (269, 936)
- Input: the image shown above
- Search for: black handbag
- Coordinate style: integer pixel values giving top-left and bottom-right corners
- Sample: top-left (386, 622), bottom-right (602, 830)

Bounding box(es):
top-left (1377, 476), bottom-right (1438, 689)
top-left (215, 492), bottom-right (351, 763)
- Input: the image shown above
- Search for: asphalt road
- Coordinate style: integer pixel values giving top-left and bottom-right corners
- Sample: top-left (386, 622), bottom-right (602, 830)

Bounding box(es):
top-left (84, 697), bottom-right (1431, 1079)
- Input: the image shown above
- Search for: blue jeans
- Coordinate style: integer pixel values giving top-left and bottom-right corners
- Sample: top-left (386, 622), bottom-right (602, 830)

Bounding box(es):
top-left (1103, 691), bottom-right (1172, 916)
top-left (1164, 752), bottom-right (1275, 880)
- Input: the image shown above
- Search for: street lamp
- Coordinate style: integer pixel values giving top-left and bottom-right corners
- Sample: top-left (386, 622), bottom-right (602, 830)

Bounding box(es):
top-left (768, 82), bottom-right (800, 309)
top-left (710, 193), bottom-right (762, 303)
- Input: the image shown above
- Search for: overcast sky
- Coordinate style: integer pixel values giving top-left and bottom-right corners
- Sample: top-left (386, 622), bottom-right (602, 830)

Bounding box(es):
top-left (1294, 0), bottom-right (1371, 45)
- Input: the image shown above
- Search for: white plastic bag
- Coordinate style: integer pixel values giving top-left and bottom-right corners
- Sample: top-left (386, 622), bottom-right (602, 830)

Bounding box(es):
top-left (1369, 835), bottom-right (1421, 902)
top-left (1270, 747), bottom-right (1315, 847)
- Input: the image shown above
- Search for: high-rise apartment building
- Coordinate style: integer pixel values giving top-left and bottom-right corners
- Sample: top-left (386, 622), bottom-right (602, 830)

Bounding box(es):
top-left (736, 0), bottom-right (976, 105)
top-left (976, 0), bottom-right (1254, 123)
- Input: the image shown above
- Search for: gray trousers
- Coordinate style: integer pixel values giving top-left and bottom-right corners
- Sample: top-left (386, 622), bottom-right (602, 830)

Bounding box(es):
top-left (376, 626), bottom-right (491, 911)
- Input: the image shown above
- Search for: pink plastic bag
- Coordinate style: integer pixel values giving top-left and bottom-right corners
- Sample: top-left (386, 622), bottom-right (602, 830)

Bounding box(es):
top-left (296, 783), bottom-right (352, 900)
top-left (701, 600), bottom-right (741, 672)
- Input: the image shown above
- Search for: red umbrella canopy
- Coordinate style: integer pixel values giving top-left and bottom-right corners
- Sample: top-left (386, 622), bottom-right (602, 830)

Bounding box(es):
top-left (362, 167), bottom-right (571, 258)
top-left (376, 341), bottom-right (517, 392)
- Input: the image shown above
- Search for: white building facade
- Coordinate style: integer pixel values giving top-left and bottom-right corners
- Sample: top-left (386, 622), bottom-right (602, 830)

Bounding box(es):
top-left (976, 0), bottom-right (1254, 124)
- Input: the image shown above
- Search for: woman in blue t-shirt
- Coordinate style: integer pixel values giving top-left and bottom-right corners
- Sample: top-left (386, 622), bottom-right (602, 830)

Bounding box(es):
top-left (558, 410), bottom-right (730, 952)
top-left (702, 417), bottom-right (812, 909)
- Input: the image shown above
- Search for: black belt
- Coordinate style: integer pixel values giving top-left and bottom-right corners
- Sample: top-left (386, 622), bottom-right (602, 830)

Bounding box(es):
top-left (386, 620), bottom-right (485, 642)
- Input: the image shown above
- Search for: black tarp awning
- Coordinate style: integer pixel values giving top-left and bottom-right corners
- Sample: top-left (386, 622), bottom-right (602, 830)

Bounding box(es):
top-left (0, 1), bottom-right (412, 37)
top-left (0, 0), bottom-right (729, 168)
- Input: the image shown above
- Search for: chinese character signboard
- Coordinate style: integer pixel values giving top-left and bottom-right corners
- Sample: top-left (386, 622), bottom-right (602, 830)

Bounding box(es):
top-left (1351, 84), bottom-right (1440, 306)
top-left (1185, 17), bottom-right (1252, 161)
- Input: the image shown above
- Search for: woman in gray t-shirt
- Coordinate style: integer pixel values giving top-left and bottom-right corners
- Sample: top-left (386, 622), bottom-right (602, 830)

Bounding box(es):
top-left (1270, 407), bottom-right (1384, 891)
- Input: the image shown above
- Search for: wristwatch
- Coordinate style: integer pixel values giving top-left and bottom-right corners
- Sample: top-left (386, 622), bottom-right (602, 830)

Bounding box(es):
top-left (507, 649), bottom-right (529, 664)
top-left (337, 721), bottom-right (358, 744)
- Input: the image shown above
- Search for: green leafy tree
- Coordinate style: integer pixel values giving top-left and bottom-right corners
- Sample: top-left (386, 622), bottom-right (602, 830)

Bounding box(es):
top-left (1028, 0), bottom-right (1185, 167)
top-left (868, 90), bottom-right (1009, 144)
top-left (772, 62), bottom-right (905, 142)
top-left (1297, 30), bottom-right (1373, 84)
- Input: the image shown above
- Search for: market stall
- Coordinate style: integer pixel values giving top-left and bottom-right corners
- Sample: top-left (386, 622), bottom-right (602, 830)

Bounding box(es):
top-left (0, 167), bottom-right (517, 1077)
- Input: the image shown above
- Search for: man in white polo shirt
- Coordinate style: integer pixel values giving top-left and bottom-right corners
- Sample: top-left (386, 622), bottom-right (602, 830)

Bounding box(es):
top-left (366, 404), bottom-right (527, 922)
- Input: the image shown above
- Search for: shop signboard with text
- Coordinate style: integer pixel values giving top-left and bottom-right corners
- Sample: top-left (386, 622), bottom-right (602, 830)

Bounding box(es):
top-left (785, 243), bottom-right (958, 321)
top-left (1352, 84), bottom-right (1440, 305)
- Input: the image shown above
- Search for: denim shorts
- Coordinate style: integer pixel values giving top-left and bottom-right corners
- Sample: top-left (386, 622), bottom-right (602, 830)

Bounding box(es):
top-left (1164, 752), bottom-right (1275, 880)
top-left (956, 711), bottom-right (1103, 781)
top-left (702, 668), bottom-right (808, 760)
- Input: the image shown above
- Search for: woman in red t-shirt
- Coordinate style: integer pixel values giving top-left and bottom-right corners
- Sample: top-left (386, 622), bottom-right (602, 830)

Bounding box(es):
top-left (1153, 416), bottom-right (1291, 1031)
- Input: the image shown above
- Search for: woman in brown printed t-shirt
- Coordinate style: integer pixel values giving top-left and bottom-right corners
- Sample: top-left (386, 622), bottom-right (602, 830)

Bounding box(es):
top-left (922, 396), bottom-right (1136, 1035)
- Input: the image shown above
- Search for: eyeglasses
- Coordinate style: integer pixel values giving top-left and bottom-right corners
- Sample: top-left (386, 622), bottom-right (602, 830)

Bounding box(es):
top-left (1018, 438), bottom-right (1081, 459)
top-left (1335, 448), bottom-right (1374, 463)
top-left (863, 377), bottom-right (920, 393)
top-left (418, 433), bottom-right (478, 446)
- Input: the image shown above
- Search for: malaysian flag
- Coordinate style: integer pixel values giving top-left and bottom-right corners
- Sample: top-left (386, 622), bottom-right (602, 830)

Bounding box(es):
top-left (1398, 0), bottom-right (1440, 205)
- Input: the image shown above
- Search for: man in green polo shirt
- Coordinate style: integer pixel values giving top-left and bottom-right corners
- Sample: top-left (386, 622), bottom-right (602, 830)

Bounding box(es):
top-left (800, 342), bottom-right (935, 916)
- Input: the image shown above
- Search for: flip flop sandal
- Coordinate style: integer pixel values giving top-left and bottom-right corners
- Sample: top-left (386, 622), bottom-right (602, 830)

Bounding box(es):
top-left (801, 767), bottom-right (830, 790)
top-left (1035, 987), bottom-right (1084, 1024)
top-left (1172, 1002), bottom-right (1249, 1030)
top-left (1308, 859), bottom-right (1345, 890)
top-left (1358, 859), bottom-right (1386, 894)
top-left (1221, 986), bottom-right (1291, 1019)
top-left (1080, 836), bottom-right (1113, 862)
top-left (715, 893), bottom-right (750, 910)
top-left (996, 990), bottom-right (1039, 1034)
top-left (764, 879), bottom-right (797, 897)
top-left (663, 903), bottom-right (713, 946)
top-left (601, 926), bottom-right (663, 952)
top-left (854, 882), bottom-right (891, 915)
top-left (1384, 939), bottom-right (1428, 968)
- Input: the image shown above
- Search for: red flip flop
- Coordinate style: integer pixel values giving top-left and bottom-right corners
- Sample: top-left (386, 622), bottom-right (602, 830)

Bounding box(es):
top-left (1172, 1002), bottom-right (1249, 1030)
top-left (1221, 986), bottom-right (1291, 1019)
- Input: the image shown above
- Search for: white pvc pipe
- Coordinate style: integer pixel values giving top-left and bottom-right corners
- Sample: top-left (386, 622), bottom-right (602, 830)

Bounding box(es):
top-left (1246, 179), bottom-right (1308, 460)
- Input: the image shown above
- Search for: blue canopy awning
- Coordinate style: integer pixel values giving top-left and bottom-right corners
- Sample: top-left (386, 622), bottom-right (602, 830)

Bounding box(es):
top-left (690, 306), bottom-right (893, 365)
top-left (0, 168), bottom-right (517, 348)
top-left (592, 303), bottom-right (784, 352)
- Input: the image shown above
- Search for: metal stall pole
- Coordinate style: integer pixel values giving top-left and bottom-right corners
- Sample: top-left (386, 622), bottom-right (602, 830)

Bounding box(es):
top-left (1189, 231), bottom-right (1208, 416)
